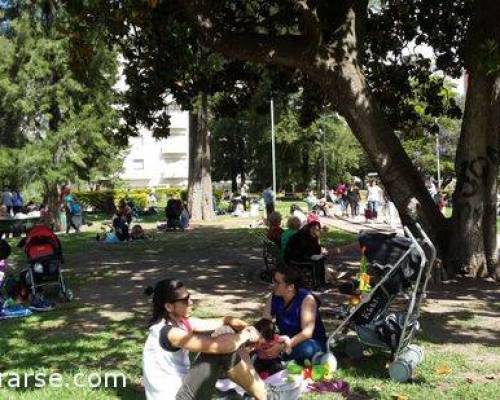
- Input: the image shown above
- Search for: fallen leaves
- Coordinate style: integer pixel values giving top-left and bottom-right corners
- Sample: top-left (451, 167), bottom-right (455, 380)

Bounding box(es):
top-left (436, 365), bottom-right (452, 375)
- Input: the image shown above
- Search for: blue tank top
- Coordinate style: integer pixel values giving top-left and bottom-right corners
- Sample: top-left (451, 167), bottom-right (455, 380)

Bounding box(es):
top-left (271, 288), bottom-right (327, 345)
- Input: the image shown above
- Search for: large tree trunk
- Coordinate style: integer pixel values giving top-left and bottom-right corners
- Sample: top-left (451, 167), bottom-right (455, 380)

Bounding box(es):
top-left (187, 92), bottom-right (214, 221)
top-left (45, 183), bottom-right (62, 231)
top-left (447, 0), bottom-right (500, 278)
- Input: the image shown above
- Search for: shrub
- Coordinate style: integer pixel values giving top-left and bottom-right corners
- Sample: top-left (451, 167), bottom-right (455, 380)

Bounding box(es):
top-left (76, 187), bottom-right (188, 213)
top-left (213, 189), bottom-right (224, 202)
top-left (114, 189), bottom-right (149, 209)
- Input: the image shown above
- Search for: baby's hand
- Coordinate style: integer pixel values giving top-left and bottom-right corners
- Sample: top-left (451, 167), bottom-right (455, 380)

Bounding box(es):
top-left (280, 335), bottom-right (293, 354)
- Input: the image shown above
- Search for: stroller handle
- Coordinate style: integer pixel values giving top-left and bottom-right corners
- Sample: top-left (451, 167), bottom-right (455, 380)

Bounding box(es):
top-left (396, 226), bottom-right (427, 356)
top-left (414, 223), bottom-right (437, 296)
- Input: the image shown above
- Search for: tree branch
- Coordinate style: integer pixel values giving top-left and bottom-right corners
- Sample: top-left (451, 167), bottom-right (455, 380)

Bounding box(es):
top-left (289, 0), bottom-right (321, 47)
top-left (174, 0), bottom-right (319, 70)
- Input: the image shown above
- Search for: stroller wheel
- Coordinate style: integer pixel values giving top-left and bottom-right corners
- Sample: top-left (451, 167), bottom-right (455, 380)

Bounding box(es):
top-left (389, 358), bottom-right (414, 383)
top-left (59, 289), bottom-right (74, 302)
top-left (65, 289), bottom-right (74, 301)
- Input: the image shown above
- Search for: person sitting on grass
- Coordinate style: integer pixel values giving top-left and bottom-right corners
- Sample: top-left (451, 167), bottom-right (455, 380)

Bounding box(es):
top-left (289, 204), bottom-right (307, 227)
top-left (142, 279), bottom-right (267, 400)
top-left (180, 204), bottom-right (190, 230)
top-left (130, 224), bottom-right (147, 240)
top-left (96, 213), bottom-right (130, 244)
top-left (222, 267), bottom-right (327, 367)
top-left (261, 267), bottom-right (327, 365)
top-left (284, 220), bottom-right (328, 287)
top-left (279, 216), bottom-right (301, 264)
top-left (117, 198), bottom-right (133, 224)
top-left (266, 211), bottom-right (283, 246)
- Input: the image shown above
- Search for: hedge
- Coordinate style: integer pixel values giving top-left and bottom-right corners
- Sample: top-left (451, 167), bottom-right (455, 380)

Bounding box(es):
top-left (75, 188), bottom-right (188, 213)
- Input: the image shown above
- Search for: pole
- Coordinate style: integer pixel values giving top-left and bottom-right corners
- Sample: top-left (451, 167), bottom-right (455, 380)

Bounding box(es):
top-left (321, 128), bottom-right (327, 197)
top-left (271, 98), bottom-right (276, 194)
top-left (436, 131), bottom-right (441, 190)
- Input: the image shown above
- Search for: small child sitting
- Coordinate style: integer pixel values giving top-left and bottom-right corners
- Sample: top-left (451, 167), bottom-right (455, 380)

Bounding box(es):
top-left (252, 318), bottom-right (291, 378)
top-left (266, 212), bottom-right (283, 246)
top-left (130, 224), bottom-right (147, 240)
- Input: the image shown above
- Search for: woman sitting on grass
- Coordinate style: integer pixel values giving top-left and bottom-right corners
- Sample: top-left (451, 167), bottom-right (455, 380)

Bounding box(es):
top-left (279, 216), bottom-right (301, 264)
top-left (284, 220), bottom-right (328, 286)
top-left (142, 279), bottom-right (267, 400)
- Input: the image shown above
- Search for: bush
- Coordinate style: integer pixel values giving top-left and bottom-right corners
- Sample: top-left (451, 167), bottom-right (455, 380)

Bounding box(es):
top-left (75, 187), bottom-right (188, 213)
top-left (213, 189), bottom-right (224, 202)
top-left (114, 189), bottom-right (149, 209)
top-left (155, 188), bottom-right (188, 203)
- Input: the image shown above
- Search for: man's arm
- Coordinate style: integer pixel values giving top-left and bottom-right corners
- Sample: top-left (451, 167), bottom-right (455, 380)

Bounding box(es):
top-left (288, 295), bottom-right (316, 349)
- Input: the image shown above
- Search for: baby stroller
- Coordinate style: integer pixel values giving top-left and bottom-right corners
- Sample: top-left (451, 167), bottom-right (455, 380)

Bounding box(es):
top-left (165, 199), bottom-right (183, 230)
top-left (327, 223), bottom-right (436, 382)
top-left (22, 225), bottom-right (73, 302)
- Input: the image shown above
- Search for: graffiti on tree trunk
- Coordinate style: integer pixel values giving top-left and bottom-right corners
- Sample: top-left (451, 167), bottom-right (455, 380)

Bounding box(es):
top-left (456, 146), bottom-right (498, 221)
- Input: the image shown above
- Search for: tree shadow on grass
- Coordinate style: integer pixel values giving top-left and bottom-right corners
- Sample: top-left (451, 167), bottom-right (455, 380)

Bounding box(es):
top-left (418, 309), bottom-right (500, 347)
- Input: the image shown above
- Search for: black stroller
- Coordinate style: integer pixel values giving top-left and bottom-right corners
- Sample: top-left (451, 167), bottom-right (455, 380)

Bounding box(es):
top-left (165, 199), bottom-right (183, 230)
top-left (327, 223), bottom-right (436, 382)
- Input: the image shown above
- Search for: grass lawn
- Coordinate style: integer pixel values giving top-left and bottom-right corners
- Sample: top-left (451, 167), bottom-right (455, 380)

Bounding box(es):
top-left (0, 212), bottom-right (498, 399)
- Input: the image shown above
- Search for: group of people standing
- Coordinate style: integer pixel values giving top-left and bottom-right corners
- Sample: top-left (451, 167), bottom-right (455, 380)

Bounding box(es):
top-left (1, 187), bottom-right (24, 216)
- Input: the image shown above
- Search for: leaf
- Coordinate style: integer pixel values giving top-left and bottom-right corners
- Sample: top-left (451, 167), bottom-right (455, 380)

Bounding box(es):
top-left (436, 366), bottom-right (451, 375)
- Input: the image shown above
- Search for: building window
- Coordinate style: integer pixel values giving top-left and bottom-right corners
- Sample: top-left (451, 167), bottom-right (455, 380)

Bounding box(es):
top-left (132, 159), bottom-right (144, 170)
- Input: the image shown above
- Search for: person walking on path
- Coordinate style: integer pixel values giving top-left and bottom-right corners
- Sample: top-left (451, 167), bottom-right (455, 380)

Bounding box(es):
top-left (263, 185), bottom-right (275, 218)
top-left (240, 184), bottom-right (248, 211)
top-left (347, 182), bottom-right (360, 218)
top-left (367, 180), bottom-right (382, 220)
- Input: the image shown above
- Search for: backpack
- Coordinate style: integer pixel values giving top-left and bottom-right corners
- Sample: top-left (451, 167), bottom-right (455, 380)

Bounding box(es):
top-left (70, 202), bottom-right (82, 215)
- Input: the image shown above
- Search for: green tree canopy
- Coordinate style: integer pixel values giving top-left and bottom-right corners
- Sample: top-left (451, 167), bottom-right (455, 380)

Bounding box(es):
top-left (0, 2), bottom-right (123, 206)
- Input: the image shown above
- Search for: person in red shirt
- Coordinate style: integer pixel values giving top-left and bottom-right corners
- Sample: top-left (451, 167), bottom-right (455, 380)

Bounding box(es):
top-left (266, 211), bottom-right (284, 246)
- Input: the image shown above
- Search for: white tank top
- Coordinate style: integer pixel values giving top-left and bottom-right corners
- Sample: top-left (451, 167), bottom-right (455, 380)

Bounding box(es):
top-left (142, 319), bottom-right (191, 400)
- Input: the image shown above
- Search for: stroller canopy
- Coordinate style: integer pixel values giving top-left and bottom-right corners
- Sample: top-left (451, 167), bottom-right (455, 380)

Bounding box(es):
top-left (25, 225), bottom-right (62, 260)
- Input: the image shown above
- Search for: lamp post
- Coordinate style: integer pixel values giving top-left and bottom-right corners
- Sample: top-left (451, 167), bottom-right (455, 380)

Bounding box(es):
top-left (270, 98), bottom-right (276, 194)
top-left (436, 131), bottom-right (441, 190)
top-left (321, 128), bottom-right (327, 197)
top-left (434, 120), bottom-right (441, 190)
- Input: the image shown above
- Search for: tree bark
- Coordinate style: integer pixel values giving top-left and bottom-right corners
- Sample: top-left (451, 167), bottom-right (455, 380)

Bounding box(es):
top-left (45, 183), bottom-right (62, 231)
top-left (447, 0), bottom-right (500, 278)
top-left (187, 92), bottom-right (214, 221)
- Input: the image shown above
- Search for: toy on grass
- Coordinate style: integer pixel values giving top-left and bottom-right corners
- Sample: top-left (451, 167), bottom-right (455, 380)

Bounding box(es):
top-left (287, 355), bottom-right (336, 383)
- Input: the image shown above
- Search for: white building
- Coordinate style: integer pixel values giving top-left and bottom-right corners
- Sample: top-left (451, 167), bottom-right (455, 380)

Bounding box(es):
top-left (119, 107), bottom-right (190, 188)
